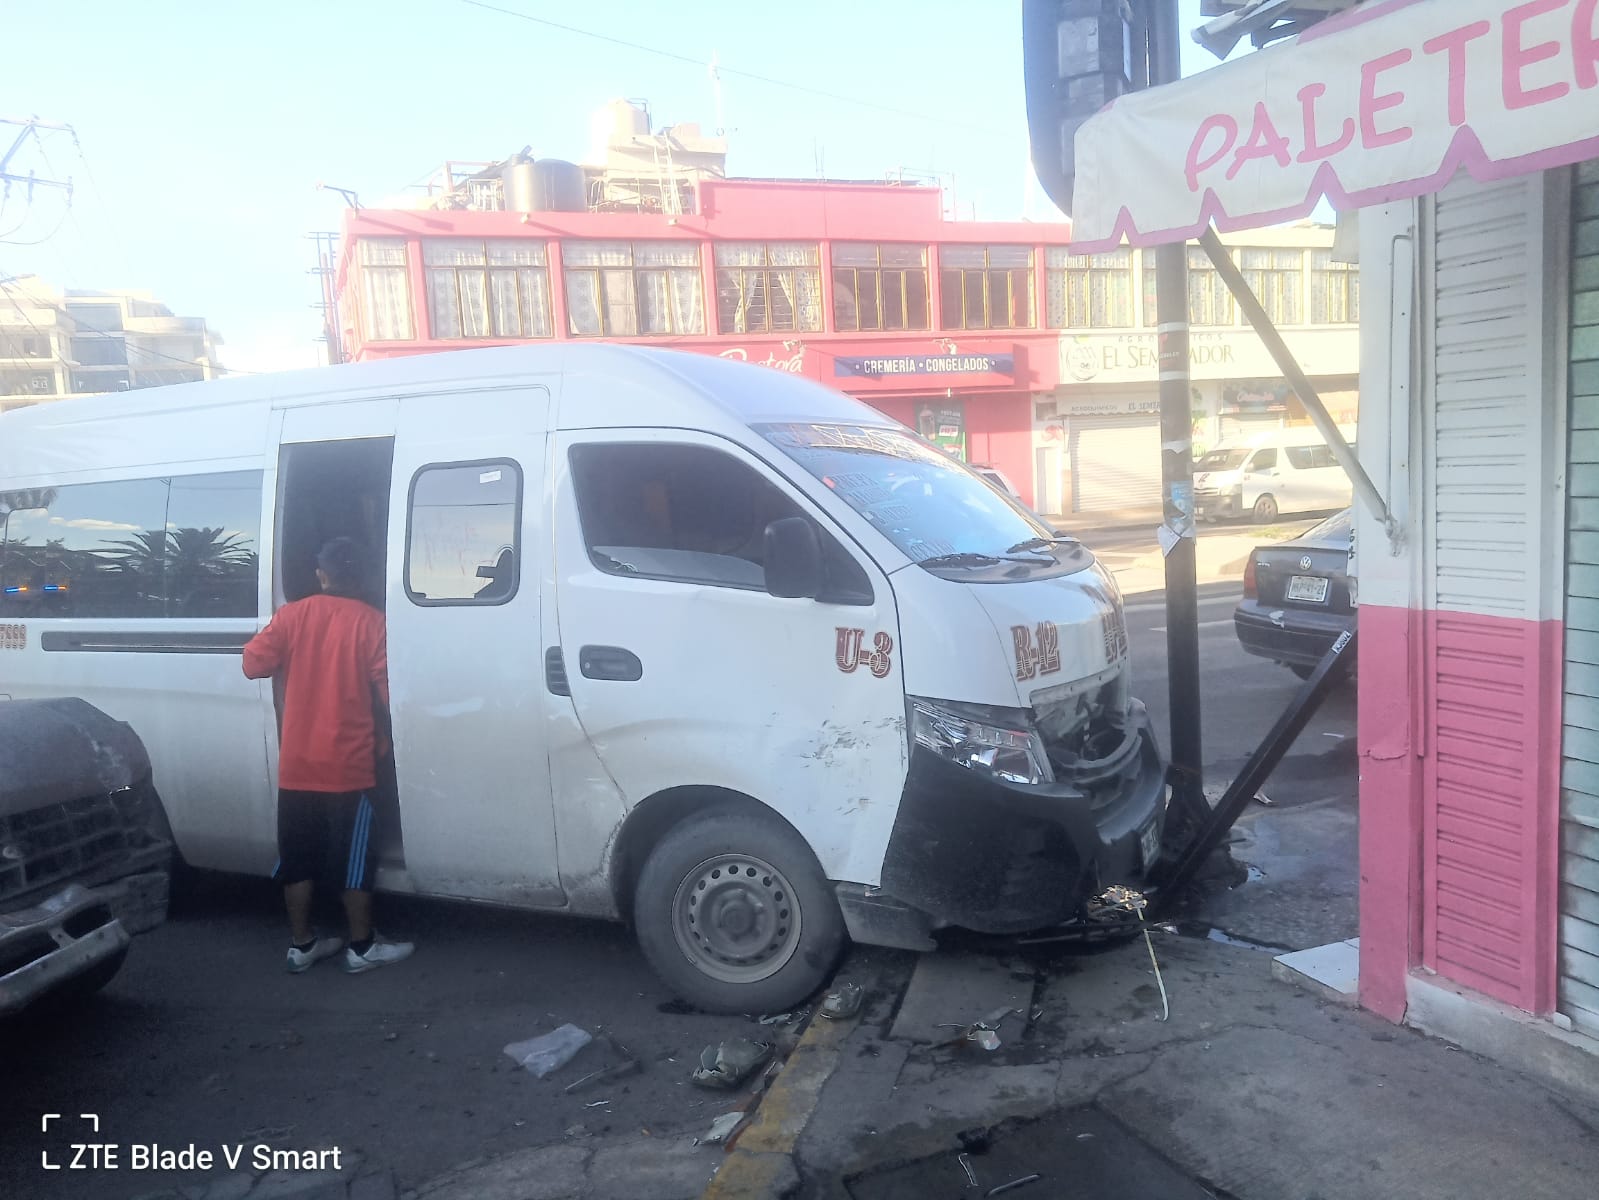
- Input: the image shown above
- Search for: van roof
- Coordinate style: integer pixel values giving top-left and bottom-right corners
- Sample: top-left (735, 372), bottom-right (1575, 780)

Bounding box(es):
top-left (0, 344), bottom-right (894, 481)
top-left (1211, 425), bottom-right (1357, 450)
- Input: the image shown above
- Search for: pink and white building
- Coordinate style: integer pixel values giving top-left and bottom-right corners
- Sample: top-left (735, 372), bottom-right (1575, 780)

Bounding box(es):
top-left (1066, 0), bottom-right (1599, 1089)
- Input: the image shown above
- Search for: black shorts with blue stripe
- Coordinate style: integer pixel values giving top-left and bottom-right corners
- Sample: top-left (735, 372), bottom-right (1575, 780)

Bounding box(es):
top-left (274, 789), bottom-right (379, 892)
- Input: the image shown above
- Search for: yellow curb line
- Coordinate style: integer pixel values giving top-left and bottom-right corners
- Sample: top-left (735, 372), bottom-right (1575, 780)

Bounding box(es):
top-left (701, 1011), bottom-right (858, 1199)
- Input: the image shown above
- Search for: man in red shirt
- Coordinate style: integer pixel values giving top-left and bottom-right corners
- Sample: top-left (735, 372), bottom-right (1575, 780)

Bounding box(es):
top-left (244, 537), bottom-right (414, 974)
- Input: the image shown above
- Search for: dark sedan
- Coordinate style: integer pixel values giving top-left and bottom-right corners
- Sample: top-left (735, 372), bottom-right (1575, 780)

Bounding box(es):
top-left (1235, 508), bottom-right (1355, 679)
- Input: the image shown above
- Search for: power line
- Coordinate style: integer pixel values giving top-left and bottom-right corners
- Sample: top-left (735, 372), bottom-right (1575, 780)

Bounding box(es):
top-left (0, 274), bottom-right (248, 377)
top-left (0, 118), bottom-right (75, 247)
top-left (456, 0), bottom-right (987, 132)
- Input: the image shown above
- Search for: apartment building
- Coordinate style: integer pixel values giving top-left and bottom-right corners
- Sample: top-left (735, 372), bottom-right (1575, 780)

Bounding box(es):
top-left (0, 276), bottom-right (223, 415)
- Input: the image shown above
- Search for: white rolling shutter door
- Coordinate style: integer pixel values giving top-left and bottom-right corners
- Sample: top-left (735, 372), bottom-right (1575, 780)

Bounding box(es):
top-left (1069, 415), bottom-right (1162, 515)
top-left (1563, 157), bottom-right (1599, 1038)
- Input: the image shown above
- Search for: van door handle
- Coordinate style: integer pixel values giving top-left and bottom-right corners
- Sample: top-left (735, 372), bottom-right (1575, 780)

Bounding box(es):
top-left (578, 645), bottom-right (643, 682)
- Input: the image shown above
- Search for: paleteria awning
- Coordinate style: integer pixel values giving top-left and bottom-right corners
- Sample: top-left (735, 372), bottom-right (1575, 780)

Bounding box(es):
top-left (1069, 0), bottom-right (1599, 248)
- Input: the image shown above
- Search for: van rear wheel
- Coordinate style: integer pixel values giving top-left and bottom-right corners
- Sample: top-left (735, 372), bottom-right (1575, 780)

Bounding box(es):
top-left (633, 807), bottom-right (845, 1014)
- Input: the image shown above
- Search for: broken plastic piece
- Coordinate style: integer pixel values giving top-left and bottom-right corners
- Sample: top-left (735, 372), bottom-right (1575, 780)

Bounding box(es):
top-left (819, 980), bottom-right (864, 1020)
top-left (502, 1024), bottom-right (592, 1078)
top-left (699, 1111), bottom-right (746, 1146)
top-left (935, 1007), bottom-right (1014, 1051)
top-left (690, 1037), bottom-right (773, 1090)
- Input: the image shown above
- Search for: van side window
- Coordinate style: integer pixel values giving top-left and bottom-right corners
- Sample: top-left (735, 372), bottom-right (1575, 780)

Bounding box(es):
top-left (568, 443), bottom-right (873, 603)
top-left (405, 461), bottom-right (521, 605)
top-left (0, 471), bottom-right (262, 619)
top-left (1285, 445), bottom-right (1315, 470)
top-left (1250, 448), bottom-right (1277, 471)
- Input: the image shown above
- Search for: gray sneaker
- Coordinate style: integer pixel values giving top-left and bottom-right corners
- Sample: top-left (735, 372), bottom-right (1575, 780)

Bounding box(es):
top-left (342, 935), bottom-right (414, 974)
top-left (286, 936), bottom-right (345, 974)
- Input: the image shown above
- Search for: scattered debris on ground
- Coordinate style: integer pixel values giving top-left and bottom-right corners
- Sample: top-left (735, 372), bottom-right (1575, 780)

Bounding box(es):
top-left (502, 1023), bottom-right (592, 1078)
top-left (691, 1037), bottom-right (774, 1090)
top-left (820, 980), bottom-right (864, 1020)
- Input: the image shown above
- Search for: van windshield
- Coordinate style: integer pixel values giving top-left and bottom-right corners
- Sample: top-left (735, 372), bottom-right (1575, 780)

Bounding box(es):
top-left (756, 423), bottom-right (1064, 569)
top-left (1196, 449), bottom-right (1249, 471)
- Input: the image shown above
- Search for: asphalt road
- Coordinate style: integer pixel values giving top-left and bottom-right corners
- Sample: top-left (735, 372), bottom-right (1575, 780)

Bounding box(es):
top-left (3, 875), bottom-right (796, 1199)
top-left (3, 561), bottom-right (1358, 1200)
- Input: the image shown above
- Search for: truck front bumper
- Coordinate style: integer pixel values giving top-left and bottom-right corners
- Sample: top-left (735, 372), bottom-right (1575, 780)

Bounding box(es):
top-left (0, 882), bottom-right (136, 1017)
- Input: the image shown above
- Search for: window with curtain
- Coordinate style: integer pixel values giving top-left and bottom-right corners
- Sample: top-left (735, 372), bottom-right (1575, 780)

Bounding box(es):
top-left (1185, 245), bottom-right (1237, 326)
top-left (1142, 247), bottom-right (1243, 326)
top-left (358, 238), bottom-right (415, 341)
top-left (714, 242), bottom-right (822, 334)
top-left (832, 244), bottom-right (929, 332)
top-left (1310, 250), bottom-right (1360, 323)
top-left (938, 246), bottom-right (1035, 330)
top-left (564, 241), bottom-right (704, 337)
top-left (424, 239), bottom-right (552, 340)
top-left (1046, 247), bottom-right (1133, 328)
top-left (1239, 247), bottom-right (1304, 325)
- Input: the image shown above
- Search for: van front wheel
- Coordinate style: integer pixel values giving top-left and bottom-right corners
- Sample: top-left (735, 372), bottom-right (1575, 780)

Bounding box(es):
top-left (633, 807), bottom-right (845, 1014)
top-left (1252, 494), bottom-right (1280, 523)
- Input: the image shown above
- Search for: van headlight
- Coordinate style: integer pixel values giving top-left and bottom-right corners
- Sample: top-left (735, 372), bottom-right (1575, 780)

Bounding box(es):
top-left (909, 697), bottom-right (1052, 786)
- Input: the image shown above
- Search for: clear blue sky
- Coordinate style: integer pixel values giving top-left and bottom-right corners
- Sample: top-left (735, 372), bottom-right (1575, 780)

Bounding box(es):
top-left (1, 0), bottom-right (1227, 372)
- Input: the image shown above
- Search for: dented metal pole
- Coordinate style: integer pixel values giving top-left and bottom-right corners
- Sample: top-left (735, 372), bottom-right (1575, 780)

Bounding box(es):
top-left (1151, 0), bottom-right (1205, 831)
top-left (1196, 227), bottom-right (1398, 543)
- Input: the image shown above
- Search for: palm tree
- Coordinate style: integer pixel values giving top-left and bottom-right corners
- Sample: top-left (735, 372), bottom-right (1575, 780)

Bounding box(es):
top-left (0, 488), bottom-right (57, 571)
top-left (101, 526), bottom-right (256, 614)
top-left (0, 487), bottom-right (58, 517)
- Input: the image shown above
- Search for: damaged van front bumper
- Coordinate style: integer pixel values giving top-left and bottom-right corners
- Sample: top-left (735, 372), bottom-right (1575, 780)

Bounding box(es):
top-left (841, 701), bottom-right (1167, 947)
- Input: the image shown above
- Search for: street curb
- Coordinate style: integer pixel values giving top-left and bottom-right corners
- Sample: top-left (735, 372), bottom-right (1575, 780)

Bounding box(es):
top-left (701, 1010), bottom-right (858, 1200)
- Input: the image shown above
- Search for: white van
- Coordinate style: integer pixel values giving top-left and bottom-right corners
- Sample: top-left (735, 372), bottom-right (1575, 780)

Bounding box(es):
top-left (0, 344), bottom-right (1166, 1012)
top-left (1193, 426), bottom-right (1356, 523)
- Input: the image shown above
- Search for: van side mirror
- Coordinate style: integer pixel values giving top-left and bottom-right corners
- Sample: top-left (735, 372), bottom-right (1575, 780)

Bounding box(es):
top-left (763, 517), bottom-right (823, 599)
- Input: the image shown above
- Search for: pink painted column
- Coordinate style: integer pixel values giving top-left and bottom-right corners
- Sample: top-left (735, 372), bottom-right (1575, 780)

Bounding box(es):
top-left (1358, 604), bottom-right (1425, 1021)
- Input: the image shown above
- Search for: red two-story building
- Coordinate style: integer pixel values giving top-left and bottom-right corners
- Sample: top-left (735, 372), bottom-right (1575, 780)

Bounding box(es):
top-left (333, 174), bottom-right (1073, 510)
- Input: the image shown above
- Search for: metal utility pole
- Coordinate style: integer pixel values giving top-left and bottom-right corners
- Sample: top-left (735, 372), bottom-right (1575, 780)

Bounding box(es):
top-left (1148, 2), bottom-right (1205, 836)
top-left (0, 117), bottom-right (77, 244)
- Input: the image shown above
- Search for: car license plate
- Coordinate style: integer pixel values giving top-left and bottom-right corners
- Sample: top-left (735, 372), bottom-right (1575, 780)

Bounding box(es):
top-left (1139, 821), bottom-right (1160, 870)
top-left (1287, 575), bottom-right (1329, 603)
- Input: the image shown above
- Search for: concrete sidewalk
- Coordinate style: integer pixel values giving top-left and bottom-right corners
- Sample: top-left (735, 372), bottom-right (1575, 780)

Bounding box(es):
top-left (364, 936), bottom-right (1599, 1200)
top-left (787, 939), bottom-right (1599, 1199)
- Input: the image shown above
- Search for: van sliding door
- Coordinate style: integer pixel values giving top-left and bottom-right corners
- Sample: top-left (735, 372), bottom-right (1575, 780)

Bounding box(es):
top-left (384, 388), bottom-right (560, 905)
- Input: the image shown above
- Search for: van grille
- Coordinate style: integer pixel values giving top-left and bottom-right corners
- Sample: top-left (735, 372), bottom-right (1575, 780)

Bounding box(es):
top-left (0, 795), bottom-right (129, 907)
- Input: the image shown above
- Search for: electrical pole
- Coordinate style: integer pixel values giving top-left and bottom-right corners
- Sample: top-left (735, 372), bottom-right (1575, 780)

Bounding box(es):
top-left (0, 117), bottom-right (76, 243)
top-left (1148, 1), bottom-right (1206, 837)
